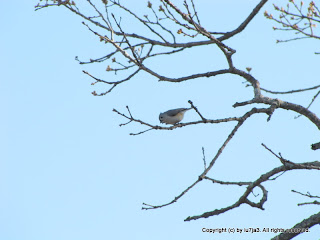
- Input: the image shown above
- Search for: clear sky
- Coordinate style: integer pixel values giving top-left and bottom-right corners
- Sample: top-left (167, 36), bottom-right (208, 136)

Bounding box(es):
top-left (1, 0), bottom-right (320, 240)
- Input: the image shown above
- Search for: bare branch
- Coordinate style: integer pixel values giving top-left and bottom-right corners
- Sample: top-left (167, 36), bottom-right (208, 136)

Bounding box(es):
top-left (271, 211), bottom-right (320, 240)
top-left (185, 160), bottom-right (320, 221)
top-left (311, 142), bottom-right (320, 150)
top-left (292, 189), bottom-right (320, 206)
top-left (142, 178), bottom-right (201, 210)
top-left (261, 143), bottom-right (293, 165)
top-left (202, 147), bottom-right (206, 170)
top-left (219, 0), bottom-right (268, 41)
top-left (298, 201), bottom-right (320, 206)
top-left (295, 90), bottom-right (320, 119)
top-left (266, 1), bottom-right (320, 44)
top-left (292, 190), bottom-right (320, 199)
top-left (261, 84), bottom-right (320, 95)
top-left (188, 100), bottom-right (207, 122)
top-left (113, 103), bottom-right (245, 135)
top-left (234, 97), bottom-right (320, 131)
top-left (110, 0), bottom-right (169, 43)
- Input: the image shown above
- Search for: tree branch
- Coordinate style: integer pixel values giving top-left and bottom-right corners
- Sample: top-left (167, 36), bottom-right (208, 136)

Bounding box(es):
top-left (271, 211), bottom-right (320, 240)
top-left (185, 160), bottom-right (320, 221)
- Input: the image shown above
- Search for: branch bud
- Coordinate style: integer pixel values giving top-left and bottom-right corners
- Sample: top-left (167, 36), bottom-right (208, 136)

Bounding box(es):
top-left (273, 4), bottom-right (279, 10)
top-left (106, 65), bottom-right (112, 71)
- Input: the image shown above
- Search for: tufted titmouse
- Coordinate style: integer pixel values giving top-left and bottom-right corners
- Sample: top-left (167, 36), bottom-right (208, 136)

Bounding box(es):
top-left (159, 108), bottom-right (192, 125)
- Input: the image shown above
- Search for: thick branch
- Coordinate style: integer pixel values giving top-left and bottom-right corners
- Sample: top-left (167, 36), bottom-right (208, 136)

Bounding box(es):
top-left (271, 211), bottom-right (320, 240)
top-left (234, 97), bottom-right (320, 131)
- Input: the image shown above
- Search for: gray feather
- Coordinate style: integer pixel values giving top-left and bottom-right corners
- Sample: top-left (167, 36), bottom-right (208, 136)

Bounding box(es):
top-left (164, 108), bottom-right (191, 116)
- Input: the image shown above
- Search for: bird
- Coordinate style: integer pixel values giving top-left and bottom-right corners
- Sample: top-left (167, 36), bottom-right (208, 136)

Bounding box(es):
top-left (159, 108), bottom-right (192, 125)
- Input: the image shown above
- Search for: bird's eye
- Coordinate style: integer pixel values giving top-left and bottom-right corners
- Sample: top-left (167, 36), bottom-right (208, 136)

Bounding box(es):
top-left (160, 116), bottom-right (163, 119)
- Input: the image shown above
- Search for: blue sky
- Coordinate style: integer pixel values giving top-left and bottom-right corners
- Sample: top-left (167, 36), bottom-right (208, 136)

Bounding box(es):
top-left (1, 0), bottom-right (320, 239)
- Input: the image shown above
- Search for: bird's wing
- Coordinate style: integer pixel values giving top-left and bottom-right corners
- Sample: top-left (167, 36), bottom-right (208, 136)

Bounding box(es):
top-left (165, 108), bottom-right (190, 116)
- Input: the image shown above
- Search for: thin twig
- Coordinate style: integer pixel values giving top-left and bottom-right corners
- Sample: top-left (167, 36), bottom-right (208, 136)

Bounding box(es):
top-left (202, 147), bottom-right (206, 170)
top-left (292, 190), bottom-right (320, 199)
top-left (188, 100), bottom-right (206, 122)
